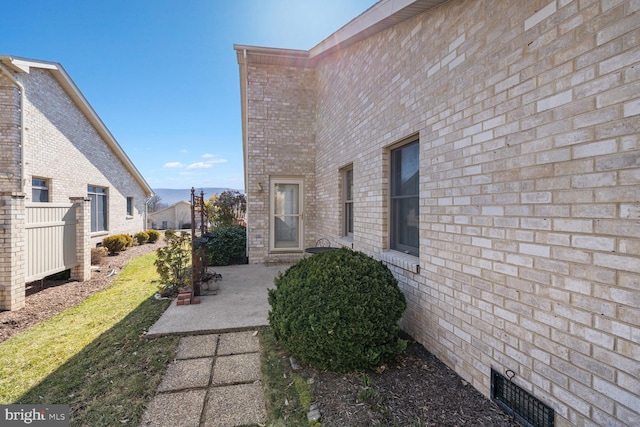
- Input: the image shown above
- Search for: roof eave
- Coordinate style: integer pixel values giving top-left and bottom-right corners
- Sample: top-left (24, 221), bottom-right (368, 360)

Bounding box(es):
top-left (0, 55), bottom-right (153, 197)
top-left (233, 0), bottom-right (449, 66)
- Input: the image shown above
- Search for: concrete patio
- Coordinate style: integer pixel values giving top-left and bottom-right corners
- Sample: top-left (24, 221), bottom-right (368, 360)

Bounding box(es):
top-left (145, 263), bottom-right (291, 337)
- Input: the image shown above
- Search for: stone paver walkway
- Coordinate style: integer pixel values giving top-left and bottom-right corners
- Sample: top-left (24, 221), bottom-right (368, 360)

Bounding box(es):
top-left (140, 331), bottom-right (266, 427)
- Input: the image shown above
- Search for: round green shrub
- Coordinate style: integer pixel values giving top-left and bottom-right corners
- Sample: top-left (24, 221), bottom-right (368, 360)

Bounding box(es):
top-left (146, 229), bottom-right (160, 243)
top-left (134, 231), bottom-right (149, 245)
top-left (102, 235), bottom-right (128, 255)
top-left (268, 248), bottom-right (407, 372)
top-left (206, 225), bottom-right (246, 266)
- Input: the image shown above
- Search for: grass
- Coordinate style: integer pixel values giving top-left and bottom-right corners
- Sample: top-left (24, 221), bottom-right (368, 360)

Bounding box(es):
top-left (0, 253), bottom-right (179, 427)
top-left (260, 328), bottom-right (315, 426)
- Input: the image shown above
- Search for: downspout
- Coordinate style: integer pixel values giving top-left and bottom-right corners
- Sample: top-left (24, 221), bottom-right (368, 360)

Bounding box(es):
top-left (242, 49), bottom-right (250, 262)
top-left (0, 63), bottom-right (26, 193)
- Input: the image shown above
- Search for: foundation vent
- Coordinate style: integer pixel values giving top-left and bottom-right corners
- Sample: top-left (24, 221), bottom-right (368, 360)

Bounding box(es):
top-left (491, 368), bottom-right (554, 427)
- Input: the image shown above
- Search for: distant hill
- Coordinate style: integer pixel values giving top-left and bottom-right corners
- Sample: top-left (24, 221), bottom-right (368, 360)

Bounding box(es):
top-left (152, 188), bottom-right (239, 206)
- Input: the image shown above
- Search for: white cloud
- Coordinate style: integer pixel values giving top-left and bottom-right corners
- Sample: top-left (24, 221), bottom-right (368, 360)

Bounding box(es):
top-left (180, 149), bottom-right (188, 153)
top-left (186, 162), bottom-right (213, 170)
top-left (163, 162), bottom-right (185, 168)
top-left (201, 153), bottom-right (228, 165)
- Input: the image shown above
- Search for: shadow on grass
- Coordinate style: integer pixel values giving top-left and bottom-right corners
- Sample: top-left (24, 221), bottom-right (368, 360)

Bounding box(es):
top-left (16, 294), bottom-right (179, 427)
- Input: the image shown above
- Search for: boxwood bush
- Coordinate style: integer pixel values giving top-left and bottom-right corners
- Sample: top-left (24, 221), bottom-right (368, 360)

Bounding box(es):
top-left (102, 235), bottom-right (129, 255)
top-left (205, 225), bottom-right (246, 266)
top-left (133, 231), bottom-right (149, 245)
top-left (268, 248), bottom-right (407, 372)
top-left (146, 229), bottom-right (160, 243)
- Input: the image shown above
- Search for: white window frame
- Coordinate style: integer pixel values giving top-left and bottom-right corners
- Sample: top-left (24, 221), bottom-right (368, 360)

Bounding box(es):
top-left (31, 177), bottom-right (50, 202)
top-left (88, 185), bottom-right (108, 233)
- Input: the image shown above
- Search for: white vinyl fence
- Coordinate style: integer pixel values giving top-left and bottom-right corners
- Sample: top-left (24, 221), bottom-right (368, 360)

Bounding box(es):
top-left (25, 203), bottom-right (79, 282)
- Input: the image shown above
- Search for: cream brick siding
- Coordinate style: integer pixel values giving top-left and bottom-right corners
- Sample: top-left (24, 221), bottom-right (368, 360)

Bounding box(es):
top-left (245, 64), bottom-right (317, 264)
top-left (21, 69), bottom-right (148, 246)
top-left (239, 0), bottom-right (640, 425)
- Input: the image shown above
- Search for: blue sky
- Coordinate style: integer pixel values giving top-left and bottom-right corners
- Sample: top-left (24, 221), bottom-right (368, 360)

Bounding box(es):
top-left (0, 0), bottom-right (376, 190)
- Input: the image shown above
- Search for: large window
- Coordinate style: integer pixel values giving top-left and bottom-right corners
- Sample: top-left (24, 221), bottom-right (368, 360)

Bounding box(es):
top-left (32, 178), bottom-right (49, 202)
top-left (343, 167), bottom-right (354, 237)
top-left (88, 185), bottom-right (108, 232)
top-left (390, 140), bottom-right (419, 256)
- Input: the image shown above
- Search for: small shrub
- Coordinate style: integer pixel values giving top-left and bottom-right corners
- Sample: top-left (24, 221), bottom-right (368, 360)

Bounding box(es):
top-left (146, 229), bottom-right (160, 243)
top-left (206, 225), bottom-right (246, 266)
top-left (164, 229), bottom-right (176, 240)
top-left (122, 234), bottom-right (134, 248)
top-left (268, 248), bottom-right (407, 372)
top-left (91, 247), bottom-right (108, 264)
top-left (154, 231), bottom-right (192, 296)
top-left (134, 231), bottom-right (149, 245)
top-left (102, 235), bottom-right (128, 255)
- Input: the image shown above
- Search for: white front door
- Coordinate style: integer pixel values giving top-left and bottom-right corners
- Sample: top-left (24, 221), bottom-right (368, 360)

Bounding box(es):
top-left (270, 178), bottom-right (303, 251)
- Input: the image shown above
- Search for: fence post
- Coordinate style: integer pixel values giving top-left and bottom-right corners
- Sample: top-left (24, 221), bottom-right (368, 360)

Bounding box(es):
top-left (0, 192), bottom-right (26, 310)
top-left (69, 197), bottom-right (91, 281)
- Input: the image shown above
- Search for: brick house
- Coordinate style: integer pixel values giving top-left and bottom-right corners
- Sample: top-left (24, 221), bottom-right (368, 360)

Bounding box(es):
top-left (235, 1), bottom-right (640, 425)
top-left (0, 55), bottom-right (153, 311)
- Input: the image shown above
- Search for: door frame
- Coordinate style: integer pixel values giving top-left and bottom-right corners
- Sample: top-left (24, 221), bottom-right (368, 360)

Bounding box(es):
top-left (269, 177), bottom-right (304, 252)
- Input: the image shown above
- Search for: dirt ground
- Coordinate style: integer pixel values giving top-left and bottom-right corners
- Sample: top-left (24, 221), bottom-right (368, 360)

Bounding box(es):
top-left (2, 242), bottom-right (518, 426)
top-left (0, 240), bottom-right (164, 344)
top-left (305, 332), bottom-right (519, 426)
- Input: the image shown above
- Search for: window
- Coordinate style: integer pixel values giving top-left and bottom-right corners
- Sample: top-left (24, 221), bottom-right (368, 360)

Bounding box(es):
top-left (126, 197), bottom-right (133, 217)
top-left (343, 167), bottom-right (354, 237)
top-left (32, 178), bottom-right (49, 202)
top-left (88, 186), bottom-right (108, 232)
top-left (390, 140), bottom-right (419, 256)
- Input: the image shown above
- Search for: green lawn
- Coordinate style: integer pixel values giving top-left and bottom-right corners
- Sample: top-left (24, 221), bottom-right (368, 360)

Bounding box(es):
top-left (0, 253), bottom-right (179, 427)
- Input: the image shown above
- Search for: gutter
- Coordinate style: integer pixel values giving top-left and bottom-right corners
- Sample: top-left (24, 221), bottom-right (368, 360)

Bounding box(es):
top-left (0, 62), bottom-right (25, 193)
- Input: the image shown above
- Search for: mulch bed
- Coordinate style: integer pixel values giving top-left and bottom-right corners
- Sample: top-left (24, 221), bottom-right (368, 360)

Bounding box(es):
top-left (302, 332), bottom-right (518, 426)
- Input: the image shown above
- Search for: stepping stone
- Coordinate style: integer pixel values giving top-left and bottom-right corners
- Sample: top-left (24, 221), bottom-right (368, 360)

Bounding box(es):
top-left (203, 382), bottom-right (266, 427)
top-left (212, 353), bottom-right (261, 385)
top-left (176, 334), bottom-right (218, 359)
top-left (217, 331), bottom-right (260, 355)
top-left (157, 358), bottom-right (213, 392)
top-left (140, 389), bottom-right (206, 427)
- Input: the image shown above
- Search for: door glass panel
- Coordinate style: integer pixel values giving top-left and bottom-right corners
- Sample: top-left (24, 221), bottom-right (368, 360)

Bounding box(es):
top-left (273, 183), bottom-right (301, 249)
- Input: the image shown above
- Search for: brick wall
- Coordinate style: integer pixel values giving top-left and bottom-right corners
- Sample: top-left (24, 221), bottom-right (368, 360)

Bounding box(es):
top-left (244, 0), bottom-right (640, 425)
top-left (245, 64), bottom-right (317, 264)
top-left (20, 69), bottom-right (148, 246)
top-left (311, 1), bottom-right (640, 425)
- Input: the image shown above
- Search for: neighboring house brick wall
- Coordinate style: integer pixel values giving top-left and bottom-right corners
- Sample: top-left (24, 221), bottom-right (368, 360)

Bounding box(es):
top-left (245, 64), bottom-right (317, 264)
top-left (241, 0), bottom-right (640, 425)
top-left (21, 69), bottom-right (148, 247)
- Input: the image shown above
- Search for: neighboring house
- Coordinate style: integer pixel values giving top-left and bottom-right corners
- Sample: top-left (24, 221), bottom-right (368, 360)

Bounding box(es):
top-left (235, 1), bottom-right (640, 426)
top-left (147, 201), bottom-right (194, 230)
top-left (0, 55), bottom-right (153, 311)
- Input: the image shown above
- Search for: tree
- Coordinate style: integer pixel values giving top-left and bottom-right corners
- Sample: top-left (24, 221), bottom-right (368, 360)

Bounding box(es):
top-left (147, 194), bottom-right (163, 212)
top-left (206, 190), bottom-right (246, 227)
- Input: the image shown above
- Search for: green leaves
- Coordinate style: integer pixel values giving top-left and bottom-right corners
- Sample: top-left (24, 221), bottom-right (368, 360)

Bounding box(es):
top-left (268, 248), bottom-right (407, 372)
